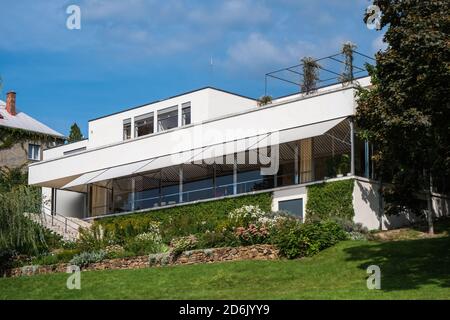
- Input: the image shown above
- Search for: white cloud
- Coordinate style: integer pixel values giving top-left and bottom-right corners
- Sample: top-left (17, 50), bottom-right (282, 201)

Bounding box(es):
top-left (372, 34), bottom-right (388, 52)
top-left (221, 32), bottom-right (346, 75)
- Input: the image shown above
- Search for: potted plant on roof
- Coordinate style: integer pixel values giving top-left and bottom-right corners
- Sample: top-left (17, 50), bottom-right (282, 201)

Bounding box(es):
top-left (257, 95), bottom-right (272, 107)
top-left (301, 56), bottom-right (320, 95)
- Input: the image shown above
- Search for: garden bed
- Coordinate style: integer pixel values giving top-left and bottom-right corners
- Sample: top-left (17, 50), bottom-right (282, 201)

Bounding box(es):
top-left (7, 244), bottom-right (278, 278)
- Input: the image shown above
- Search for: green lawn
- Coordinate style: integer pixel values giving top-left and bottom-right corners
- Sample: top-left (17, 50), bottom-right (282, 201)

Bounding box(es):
top-left (1, 235), bottom-right (449, 299)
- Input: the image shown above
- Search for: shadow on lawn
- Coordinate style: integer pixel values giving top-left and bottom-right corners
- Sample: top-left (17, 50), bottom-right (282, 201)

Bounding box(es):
top-left (343, 236), bottom-right (450, 292)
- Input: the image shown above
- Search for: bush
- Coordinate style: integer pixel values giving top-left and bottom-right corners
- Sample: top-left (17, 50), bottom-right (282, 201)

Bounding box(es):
top-left (96, 193), bottom-right (272, 244)
top-left (77, 224), bottom-right (116, 251)
top-left (271, 220), bottom-right (348, 259)
top-left (31, 249), bottom-right (81, 266)
top-left (124, 231), bottom-right (167, 256)
top-left (235, 224), bottom-right (270, 245)
top-left (197, 230), bottom-right (239, 249)
top-left (0, 186), bottom-right (46, 256)
top-left (69, 250), bottom-right (107, 268)
top-left (170, 235), bottom-right (198, 256)
top-left (306, 179), bottom-right (355, 221)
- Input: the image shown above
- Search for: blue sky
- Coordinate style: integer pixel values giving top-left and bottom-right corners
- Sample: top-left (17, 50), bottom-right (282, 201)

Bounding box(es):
top-left (0, 0), bottom-right (385, 136)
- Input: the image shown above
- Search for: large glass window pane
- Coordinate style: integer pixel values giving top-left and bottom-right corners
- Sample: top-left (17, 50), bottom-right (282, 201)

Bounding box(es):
top-left (158, 106), bottom-right (178, 131)
top-left (134, 175), bottom-right (160, 210)
top-left (183, 178), bottom-right (214, 202)
top-left (278, 198), bottom-right (303, 219)
top-left (112, 178), bottom-right (133, 213)
top-left (134, 113), bottom-right (154, 137)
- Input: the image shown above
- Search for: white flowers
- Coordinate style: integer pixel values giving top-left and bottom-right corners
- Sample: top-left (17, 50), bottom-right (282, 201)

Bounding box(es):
top-left (135, 229), bottom-right (162, 245)
top-left (228, 205), bottom-right (266, 221)
top-left (228, 205), bottom-right (290, 228)
top-left (257, 215), bottom-right (287, 228)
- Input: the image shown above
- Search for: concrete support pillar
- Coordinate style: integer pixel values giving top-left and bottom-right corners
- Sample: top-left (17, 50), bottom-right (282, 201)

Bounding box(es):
top-left (233, 154), bottom-right (237, 195)
top-left (294, 142), bottom-right (299, 184)
top-left (350, 117), bottom-right (355, 176)
top-left (130, 177), bottom-right (136, 211)
top-left (179, 165), bottom-right (183, 203)
top-left (364, 140), bottom-right (370, 178)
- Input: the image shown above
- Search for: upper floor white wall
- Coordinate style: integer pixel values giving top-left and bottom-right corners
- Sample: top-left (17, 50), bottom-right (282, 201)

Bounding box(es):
top-left (87, 88), bottom-right (256, 148)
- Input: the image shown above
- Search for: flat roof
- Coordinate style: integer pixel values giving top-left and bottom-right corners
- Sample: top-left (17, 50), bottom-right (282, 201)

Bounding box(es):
top-left (88, 86), bottom-right (256, 123)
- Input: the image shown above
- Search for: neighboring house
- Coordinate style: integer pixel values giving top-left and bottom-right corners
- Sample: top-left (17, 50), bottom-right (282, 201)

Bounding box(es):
top-left (0, 92), bottom-right (65, 170)
top-left (28, 77), bottom-right (449, 229)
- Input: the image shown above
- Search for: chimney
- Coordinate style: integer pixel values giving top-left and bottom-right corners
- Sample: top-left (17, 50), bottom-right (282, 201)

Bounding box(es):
top-left (6, 91), bottom-right (16, 116)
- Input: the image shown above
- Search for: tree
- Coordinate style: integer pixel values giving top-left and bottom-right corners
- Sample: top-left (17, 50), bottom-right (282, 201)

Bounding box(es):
top-left (68, 123), bottom-right (83, 143)
top-left (356, 0), bottom-right (449, 233)
top-left (301, 57), bottom-right (320, 94)
top-left (0, 166), bottom-right (28, 193)
top-left (0, 186), bottom-right (46, 274)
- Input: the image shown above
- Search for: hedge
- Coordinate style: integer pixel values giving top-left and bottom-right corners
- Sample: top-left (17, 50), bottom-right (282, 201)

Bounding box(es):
top-left (95, 192), bottom-right (272, 243)
top-left (306, 179), bottom-right (355, 221)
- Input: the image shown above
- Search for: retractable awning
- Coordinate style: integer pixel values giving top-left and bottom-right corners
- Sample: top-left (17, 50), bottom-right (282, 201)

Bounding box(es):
top-left (62, 117), bottom-right (346, 190)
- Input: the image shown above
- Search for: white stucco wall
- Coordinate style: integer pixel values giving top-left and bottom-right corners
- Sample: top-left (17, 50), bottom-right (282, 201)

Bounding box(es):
top-left (352, 178), bottom-right (450, 230)
top-left (41, 187), bottom-right (86, 219)
top-left (86, 88), bottom-right (255, 148)
top-left (55, 190), bottom-right (86, 219)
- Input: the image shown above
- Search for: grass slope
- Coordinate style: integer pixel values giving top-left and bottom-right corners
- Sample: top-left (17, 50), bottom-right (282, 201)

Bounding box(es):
top-left (1, 236), bottom-right (449, 299)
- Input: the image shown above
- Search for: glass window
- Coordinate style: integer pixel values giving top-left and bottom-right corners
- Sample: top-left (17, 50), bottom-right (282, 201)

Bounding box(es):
top-left (28, 144), bottom-right (41, 161)
top-left (158, 106), bottom-right (178, 132)
top-left (123, 118), bottom-right (131, 140)
top-left (182, 102), bottom-right (191, 126)
top-left (278, 198), bottom-right (303, 219)
top-left (134, 112), bottom-right (154, 137)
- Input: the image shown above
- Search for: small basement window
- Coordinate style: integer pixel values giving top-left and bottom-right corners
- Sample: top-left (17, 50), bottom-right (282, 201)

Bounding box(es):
top-left (28, 144), bottom-right (41, 161)
top-left (182, 102), bottom-right (191, 126)
top-left (134, 112), bottom-right (154, 138)
top-left (278, 198), bottom-right (303, 219)
top-left (123, 118), bottom-right (131, 140)
top-left (158, 106), bottom-right (178, 132)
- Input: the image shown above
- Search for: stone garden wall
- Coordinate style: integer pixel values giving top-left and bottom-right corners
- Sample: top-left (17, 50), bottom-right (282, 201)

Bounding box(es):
top-left (8, 244), bottom-right (279, 278)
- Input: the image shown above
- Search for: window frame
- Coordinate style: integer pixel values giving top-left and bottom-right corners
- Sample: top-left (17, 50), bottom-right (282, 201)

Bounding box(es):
top-left (157, 106), bottom-right (178, 132)
top-left (134, 112), bottom-right (154, 138)
top-left (274, 196), bottom-right (305, 221)
top-left (123, 118), bottom-right (132, 140)
top-left (182, 102), bottom-right (191, 126)
top-left (28, 144), bottom-right (41, 161)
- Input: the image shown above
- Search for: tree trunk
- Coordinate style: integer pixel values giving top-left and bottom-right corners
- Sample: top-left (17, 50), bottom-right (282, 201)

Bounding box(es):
top-left (426, 170), bottom-right (434, 235)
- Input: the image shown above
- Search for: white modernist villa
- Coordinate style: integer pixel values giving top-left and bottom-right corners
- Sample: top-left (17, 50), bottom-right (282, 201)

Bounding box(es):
top-left (28, 75), bottom-right (389, 228)
top-left (28, 63), bottom-right (448, 231)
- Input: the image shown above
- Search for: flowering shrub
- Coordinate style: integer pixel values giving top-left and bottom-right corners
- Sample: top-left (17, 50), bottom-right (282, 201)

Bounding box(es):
top-left (170, 235), bottom-right (198, 256)
top-left (235, 224), bottom-right (270, 245)
top-left (124, 229), bottom-right (166, 255)
top-left (198, 229), bottom-right (240, 248)
top-left (135, 230), bottom-right (163, 244)
top-left (228, 205), bottom-right (267, 227)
